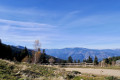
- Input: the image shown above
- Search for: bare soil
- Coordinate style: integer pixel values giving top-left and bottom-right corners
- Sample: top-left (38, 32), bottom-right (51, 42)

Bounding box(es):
top-left (64, 68), bottom-right (120, 77)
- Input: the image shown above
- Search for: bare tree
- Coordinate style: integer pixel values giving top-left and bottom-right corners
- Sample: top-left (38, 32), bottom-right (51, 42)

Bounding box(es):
top-left (33, 40), bottom-right (41, 64)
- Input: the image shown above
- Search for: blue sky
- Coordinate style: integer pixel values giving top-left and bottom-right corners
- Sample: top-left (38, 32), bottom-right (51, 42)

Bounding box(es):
top-left (0, 0), bottom-right (120, 49)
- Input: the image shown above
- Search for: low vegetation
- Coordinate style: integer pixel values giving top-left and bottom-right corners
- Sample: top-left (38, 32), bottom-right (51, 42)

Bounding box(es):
top-left (0, 59), bottom-right (120, 80)
top-left (0, 59), bottom-right (18, 80)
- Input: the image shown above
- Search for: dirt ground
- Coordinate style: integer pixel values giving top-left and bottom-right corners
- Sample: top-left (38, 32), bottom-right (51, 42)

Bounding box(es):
top-left (64, 68), bottom-right (120, 77)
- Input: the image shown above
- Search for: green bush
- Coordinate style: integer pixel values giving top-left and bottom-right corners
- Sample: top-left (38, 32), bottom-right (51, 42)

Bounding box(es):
top-left (66, 74), bottom-right (75, 80)
top-left (0, 60), bottom-right (19, 80)
top-left (72, 71), bottom-right (81, 75)
top-left (105, 76), bottom-right (119, 80)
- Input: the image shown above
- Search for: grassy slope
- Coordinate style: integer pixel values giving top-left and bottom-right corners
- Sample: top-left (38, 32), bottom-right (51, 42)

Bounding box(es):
top-left (0, 59), bottom-right (119, 80)
top-left (0, 59), bottom-right (60, 80)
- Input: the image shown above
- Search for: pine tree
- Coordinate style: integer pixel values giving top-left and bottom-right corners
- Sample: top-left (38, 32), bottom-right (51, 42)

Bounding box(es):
top-left (0, 39), bottom-right (1, 44)
top-left (83, 59), bottom-right (86, 62)
top-left (42, 49), bottom-right (47, 63)
top-left (105, 58), bottom-right (109, 64)
top-left (87, 56), bottom-right (93, 63)
top-left (108, 58), bottom-right (112, 65)
top-left (43, 49), bottom-right (45, 54)
top-left (74, 60), bottom-right (76, 63)
top-left (68, 56), bottom-right (73, 63)
top-left (2, 44), bottom-right (8, 59)
top-left (7, 45), bottom-right (13, 60)
top-left (0, 39), bottom-right (2, 58)
top-left (20, 47), bottom-right (29, 62)
top-left (78, 60), bottom-right (80, 63)
top-left (39, 49), bottom-right (47, 63)
top-left (94, 56), bottom-right (98, 65)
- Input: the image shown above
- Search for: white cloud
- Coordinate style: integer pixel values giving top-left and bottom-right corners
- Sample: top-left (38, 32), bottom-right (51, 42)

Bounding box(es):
top-left (0, 19), bottom-right (55, 28)
top-left (0, 19), bottom-right (58, 48)
top-left (0, 6), bottom-right (49, 16)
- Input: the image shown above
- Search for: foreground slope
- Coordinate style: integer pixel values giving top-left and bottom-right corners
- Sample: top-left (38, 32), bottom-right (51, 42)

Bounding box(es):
top-left (0, 59), bottom-right (65, 80)
top-left (0, 59), bottom-right (118, 80)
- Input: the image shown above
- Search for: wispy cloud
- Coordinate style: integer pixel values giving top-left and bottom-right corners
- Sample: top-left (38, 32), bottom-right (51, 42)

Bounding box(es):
top-left (0, 6), bottom-right (60, 25)
top-left (0, 6), bottom-right (54, 17)
top-left (0, 19), bottom-right (56, 31)
top-left (0, 19), bottom-right (55, 27)
top-left (0, 18), bottom-right (58, 48)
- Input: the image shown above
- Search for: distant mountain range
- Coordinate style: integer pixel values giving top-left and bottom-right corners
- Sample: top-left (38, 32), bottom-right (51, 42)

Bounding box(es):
top-left (16, 46), bottom-right (120, 61)
top-left (45, 48), bottom-right (120, 61)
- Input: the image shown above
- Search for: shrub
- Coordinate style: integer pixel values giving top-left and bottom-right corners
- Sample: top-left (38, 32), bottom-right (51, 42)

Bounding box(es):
top-left (72, 71), bottom-right (81, 75)
top-left (105, 76), bottom-right (118, 80)
top-left (66, 74), bottom-right (75, 80)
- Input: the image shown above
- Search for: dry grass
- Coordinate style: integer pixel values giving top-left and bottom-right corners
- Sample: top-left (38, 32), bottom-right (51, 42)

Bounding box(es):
top-left (0, 59), bottom-right (120, 80)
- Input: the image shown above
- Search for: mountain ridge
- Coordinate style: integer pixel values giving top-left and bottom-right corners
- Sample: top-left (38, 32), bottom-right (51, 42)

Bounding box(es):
top-left (15, 45), bottom-right (120, 61)
top-left (45, 47), bottom-right (120, 61)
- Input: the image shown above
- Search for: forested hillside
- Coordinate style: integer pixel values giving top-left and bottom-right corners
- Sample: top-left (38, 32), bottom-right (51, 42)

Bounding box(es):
top-left (0, 39), bottom-right (63, 63)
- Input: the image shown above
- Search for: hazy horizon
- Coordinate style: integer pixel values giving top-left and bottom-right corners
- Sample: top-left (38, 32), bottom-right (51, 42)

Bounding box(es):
top-left (0, 0), bottom-right (120, 49)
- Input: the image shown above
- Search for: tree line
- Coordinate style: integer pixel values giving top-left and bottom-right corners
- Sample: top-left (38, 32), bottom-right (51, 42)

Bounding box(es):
top-left (0, 39), bottom-right (30, 62)
top-left (104, 56), bottom-right (120, 65)
top-left (0, 39), bottom-right (55, 64)
top-left (64, 56), bottom-right (99, 65)
top-left (0, 39), bottom-right (13, 60)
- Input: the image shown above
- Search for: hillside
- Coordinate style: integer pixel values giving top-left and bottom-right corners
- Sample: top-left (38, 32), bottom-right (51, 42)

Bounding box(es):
top-left (13, 45), bottom-right (64, 63)
top-left (45, 48), bottom-right (120, 61)
top-left (0, 41), bottom-right (64, 63)
top-left (0, 59), bottom-right (65, 80)
top-left (0, 59), bottom-right (117, 80)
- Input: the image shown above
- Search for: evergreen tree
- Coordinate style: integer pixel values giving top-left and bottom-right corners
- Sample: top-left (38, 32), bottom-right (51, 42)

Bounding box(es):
top-left (83, 59), bottom-right (86, 62)
top-left (2, 44), bottom-right (8, 59)
top-left (68, 56), bottom-right (73, 63)
top-left (17, 47), bottom-right (29, 62)
top-left (78, 60), bottom-right (80, 63)
top-left (87, 56), bottom-right (93, 63)
top-left (22, 47), bottom-right (29, 57)
top-left (7, 45), bottom-right (13, 60)
top-left (105, 58), bottom-right (109, 64)
top-left (0, 39), bottom-right (2, 58)
top-left (74, 60), bottom-right (76, 63)
top-left (94, 56), bottom-right (98, 65)
top-left (43, 49), bottom-right (45, 54)
top-left (61, 60), bottom-right (67, 63)
top-left (103, 56), bottom-right (120, 65)
top-left (0, 39), bottom-right (1, 46)
top-left (108, 58), bottom-right (112, 65)
top-left (40, 49), bottom-right (47, 63)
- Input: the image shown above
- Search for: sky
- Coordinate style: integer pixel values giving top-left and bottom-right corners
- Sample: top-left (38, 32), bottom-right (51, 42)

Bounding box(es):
top-left (0, 0), bottom-right (120, 49)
